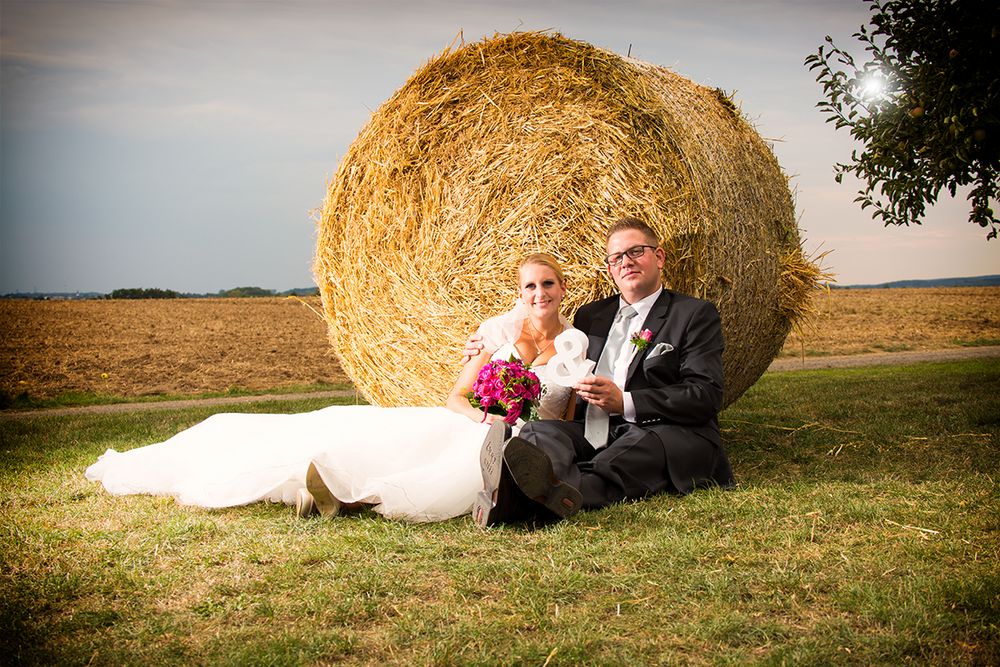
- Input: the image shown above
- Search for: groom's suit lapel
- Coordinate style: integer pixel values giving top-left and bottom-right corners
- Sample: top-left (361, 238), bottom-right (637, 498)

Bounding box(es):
top-left (626, 289), bottom-right (673, 385)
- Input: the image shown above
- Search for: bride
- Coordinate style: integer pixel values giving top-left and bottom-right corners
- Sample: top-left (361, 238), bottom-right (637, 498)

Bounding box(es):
top-left (85, 253), bottom-right (580, 523)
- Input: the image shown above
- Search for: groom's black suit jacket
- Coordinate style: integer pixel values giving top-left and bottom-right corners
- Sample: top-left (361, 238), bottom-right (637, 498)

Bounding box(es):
top-left (571, 288), bottom-right (733, 491)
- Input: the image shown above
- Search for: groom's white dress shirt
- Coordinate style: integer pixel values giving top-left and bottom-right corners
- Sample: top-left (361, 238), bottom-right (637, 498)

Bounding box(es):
top-left (613, 286), bottom-right (662, 423)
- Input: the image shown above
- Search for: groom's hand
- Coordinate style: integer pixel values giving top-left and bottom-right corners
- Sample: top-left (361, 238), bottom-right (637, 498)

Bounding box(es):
top-left (575, 375), bottom-right (624, 415)
top-left (462, 333), bottom-right (485, 363)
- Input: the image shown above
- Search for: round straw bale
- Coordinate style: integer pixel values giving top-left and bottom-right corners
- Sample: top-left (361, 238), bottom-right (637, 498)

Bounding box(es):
top-left (315, 31), bottom-right (826, 409)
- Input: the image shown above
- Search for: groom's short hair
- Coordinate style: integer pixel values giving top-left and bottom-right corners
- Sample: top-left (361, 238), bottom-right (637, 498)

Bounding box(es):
top-left (606, 217), bottom-right (660, 245)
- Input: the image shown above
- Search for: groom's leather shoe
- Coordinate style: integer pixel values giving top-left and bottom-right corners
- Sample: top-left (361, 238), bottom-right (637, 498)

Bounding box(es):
top-left (475, 459), bottom-right (540, 527)
top-left (503, 437), bottom-right (582, 520)
top-left (473, 421), bottom-right (511, 528)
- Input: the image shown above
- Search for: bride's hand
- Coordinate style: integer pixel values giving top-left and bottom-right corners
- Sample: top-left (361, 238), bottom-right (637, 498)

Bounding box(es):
top-left (459, 406), bottom-right (504, 425)
top-left (462, 333), bottom-right (485, 363)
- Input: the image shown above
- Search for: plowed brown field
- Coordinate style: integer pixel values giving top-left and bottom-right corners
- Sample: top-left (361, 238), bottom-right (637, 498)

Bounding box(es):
top-left (781, 286), bottom-right (1000, 356)
top-left (1, 297), bottom-right (342, 400)
top-left (2, 288), bottom-right (999, 401)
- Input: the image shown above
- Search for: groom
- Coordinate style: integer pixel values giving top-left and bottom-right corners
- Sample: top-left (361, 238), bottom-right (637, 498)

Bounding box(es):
top-left (472, 217), bottom-right (734, 526)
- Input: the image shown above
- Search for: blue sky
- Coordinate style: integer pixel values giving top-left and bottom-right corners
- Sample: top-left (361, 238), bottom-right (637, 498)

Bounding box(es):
top-left (1, 0), bottom-right (996, 293)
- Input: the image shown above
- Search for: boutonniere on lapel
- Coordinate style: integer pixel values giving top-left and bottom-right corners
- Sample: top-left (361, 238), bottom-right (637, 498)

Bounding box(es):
top-left (630, 328), bottom-right (654, 351)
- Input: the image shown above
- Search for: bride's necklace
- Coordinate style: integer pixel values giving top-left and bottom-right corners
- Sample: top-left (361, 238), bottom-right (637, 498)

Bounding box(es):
top-left (526, 319), bottom-right (558, 357)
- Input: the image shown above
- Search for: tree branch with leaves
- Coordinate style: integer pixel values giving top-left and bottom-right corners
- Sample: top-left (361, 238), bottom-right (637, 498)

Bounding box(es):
top-left (805, 0), bottom-right (999, 240)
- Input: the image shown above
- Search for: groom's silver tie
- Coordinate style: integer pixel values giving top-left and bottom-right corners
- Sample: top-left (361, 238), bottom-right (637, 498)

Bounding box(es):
top-left (585, 304), bottom-right (637, 448)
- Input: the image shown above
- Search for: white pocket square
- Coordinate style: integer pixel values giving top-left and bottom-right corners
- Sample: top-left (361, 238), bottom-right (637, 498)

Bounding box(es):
top-left (648, 342), bottom-right (674, 358)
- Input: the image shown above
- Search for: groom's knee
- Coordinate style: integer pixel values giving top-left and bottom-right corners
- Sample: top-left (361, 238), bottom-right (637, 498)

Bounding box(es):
top-left (519, 419), bottom-right (577, 442)
top-left (518, 420), bottom-right (588, 465)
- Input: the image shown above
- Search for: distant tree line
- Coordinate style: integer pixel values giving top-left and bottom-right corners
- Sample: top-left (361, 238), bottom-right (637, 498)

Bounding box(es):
top-left (107, 288), bottom-right (182, 299)
top-left (102, 286), bottom-right (319, 299)
top-left (218, 286), bottom-right (274, 298)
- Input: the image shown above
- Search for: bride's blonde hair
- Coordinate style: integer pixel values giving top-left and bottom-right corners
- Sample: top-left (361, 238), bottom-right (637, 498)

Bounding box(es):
top-left (519, 253), bottom-right (566, 286)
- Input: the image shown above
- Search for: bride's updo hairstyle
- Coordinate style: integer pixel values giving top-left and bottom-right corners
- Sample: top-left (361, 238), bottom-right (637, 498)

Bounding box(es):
top-left (315, 32), bottom-right (828, 409)
top-left (519, 253), bottom-right (566, 288)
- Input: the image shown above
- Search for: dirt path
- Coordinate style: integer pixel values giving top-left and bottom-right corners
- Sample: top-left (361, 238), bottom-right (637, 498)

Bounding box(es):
top-left (3, 346), bottom-right (998, 420)
top-left (0, 390), bottom-right (360, 420)
top-left (767, 345), bottom-right (1000, 372)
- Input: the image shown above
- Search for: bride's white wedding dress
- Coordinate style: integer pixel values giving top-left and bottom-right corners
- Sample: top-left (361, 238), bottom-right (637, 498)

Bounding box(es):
top-left (85, 309), bottom-right (575, 523)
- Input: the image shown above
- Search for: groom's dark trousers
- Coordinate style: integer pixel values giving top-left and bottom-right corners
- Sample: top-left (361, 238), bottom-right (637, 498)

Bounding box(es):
top-left (520, 289), bottom-right (734, 508)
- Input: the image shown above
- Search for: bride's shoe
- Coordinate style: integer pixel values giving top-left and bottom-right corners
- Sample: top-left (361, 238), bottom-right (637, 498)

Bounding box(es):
top-left (305, 462), bottom-right (343, 517)
top-left (295, 488), bottom-right (316, 518)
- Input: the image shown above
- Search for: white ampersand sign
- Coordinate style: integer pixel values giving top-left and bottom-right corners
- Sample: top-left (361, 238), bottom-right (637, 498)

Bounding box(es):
top-left (547, 330), bottom-right (595, 387)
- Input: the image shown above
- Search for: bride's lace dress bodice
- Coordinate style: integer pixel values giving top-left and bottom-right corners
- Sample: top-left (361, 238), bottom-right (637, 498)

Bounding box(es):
top-left (475, 303), bottom-right (576, 425)
top-left (488, 343), bottom-right (572, 422)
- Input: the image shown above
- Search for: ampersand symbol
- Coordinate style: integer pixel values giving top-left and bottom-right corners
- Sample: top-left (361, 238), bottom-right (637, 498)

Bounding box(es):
top-left (547, 330), bottom-right (595, 387)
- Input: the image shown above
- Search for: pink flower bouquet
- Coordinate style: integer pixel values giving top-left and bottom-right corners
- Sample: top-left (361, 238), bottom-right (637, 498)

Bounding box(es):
top-left (467, 356), bottom-right (543, 424)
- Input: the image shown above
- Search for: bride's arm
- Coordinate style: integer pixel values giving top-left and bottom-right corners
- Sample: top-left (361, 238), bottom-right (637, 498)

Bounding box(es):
top-left (445, 350), bottom-right (505, 424)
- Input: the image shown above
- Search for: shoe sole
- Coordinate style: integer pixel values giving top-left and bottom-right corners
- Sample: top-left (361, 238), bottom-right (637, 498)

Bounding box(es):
top-left (473, 421), bottom-right (509, 528)
top-left (503, 438), bottom-right (582, 519)
top-left (306, 462), bottom-right (342, 518)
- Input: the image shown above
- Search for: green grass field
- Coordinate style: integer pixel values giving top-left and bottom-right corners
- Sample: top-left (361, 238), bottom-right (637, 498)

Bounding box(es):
top-left (2, 360), bottom-right (998, 665)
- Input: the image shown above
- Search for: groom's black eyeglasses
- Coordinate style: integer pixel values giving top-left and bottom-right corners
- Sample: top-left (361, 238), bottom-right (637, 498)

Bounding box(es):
top-left (604, 245), bottom-right (658, 267)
